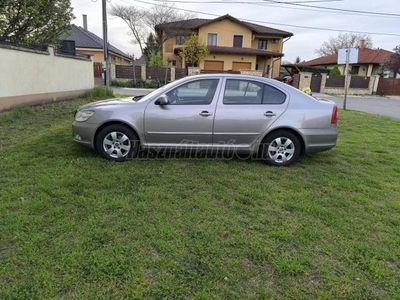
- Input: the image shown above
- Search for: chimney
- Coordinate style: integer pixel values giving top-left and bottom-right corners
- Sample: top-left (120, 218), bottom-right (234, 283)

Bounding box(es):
top-left (83, 14), bottom-right (88, 31)
top-left (358, 39), bottom-right (365, 49)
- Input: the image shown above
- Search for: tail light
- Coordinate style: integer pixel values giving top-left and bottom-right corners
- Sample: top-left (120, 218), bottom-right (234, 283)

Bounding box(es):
top-left (331, 104), bottom-right (338, 124)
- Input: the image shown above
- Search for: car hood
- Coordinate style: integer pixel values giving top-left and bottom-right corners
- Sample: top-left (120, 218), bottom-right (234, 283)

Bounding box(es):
top-left (78, 97), bottom-right (138, 110)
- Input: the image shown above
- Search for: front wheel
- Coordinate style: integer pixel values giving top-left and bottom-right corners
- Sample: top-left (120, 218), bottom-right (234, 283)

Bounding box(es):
top-left (96, 124), bottom-right (139, 162)
top-left (261, 130), bottom-right (301, 166)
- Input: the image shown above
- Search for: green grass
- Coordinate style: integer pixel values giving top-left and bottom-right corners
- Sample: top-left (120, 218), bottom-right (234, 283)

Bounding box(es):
top-left (1, 98), bottom-right (400, 299)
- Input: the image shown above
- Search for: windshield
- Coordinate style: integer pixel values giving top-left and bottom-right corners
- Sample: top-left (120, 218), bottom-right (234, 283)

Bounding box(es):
top-left (136, 77), bottom-right (189, 103)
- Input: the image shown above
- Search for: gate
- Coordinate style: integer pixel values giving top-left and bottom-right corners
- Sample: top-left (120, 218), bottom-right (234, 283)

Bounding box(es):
top-left (310, 74), bottom-right (322, 93)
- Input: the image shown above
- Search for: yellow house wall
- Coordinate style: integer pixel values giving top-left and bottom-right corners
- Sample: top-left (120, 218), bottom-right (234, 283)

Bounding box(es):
top-left (159, 19), bottom-right (287, 75)
top-left (198, 19), bottom-right (252, 47)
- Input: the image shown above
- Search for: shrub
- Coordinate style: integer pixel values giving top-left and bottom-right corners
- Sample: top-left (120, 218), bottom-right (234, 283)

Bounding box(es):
top-left (85, 86), bottom-right (114, 99)
top-left (330, 66), bottom-right (341, 76)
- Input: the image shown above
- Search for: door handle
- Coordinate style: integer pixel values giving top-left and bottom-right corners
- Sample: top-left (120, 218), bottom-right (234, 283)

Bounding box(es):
top-left (199, 111), bottom-right (212, 117)
top-left (264, 111), bottom-right (276, 117)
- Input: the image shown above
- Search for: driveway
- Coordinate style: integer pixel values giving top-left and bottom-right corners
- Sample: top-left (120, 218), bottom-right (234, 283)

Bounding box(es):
top-left (313, 93), bottom-right (400, 120)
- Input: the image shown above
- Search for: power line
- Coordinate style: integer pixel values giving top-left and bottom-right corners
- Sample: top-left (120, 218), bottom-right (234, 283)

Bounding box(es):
top-left (122, 0), bottom-right (400, 37)
top-left (263, 0), bottom-right (400, 17)
top-left (151, 0), bottom-right (400, 18)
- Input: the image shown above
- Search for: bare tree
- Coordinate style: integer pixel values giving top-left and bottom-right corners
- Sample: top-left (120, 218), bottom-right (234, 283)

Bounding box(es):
top-left (315, 33), bottom-right (373, 56)
top-left (109, 4), bottom-right (147, 53)
top-left (109, 1), bottom-right (196, 55)
top-left (143, 1), bottom-right (195, 33)
top-left (388, 45), bottom-right (400, 75)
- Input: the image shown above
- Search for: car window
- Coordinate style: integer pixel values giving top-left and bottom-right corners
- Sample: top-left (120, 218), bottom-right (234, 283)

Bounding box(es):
top-left (166, 79), bottom-right (219, 105)
top-left (223, 80), bottom-right (263, 104)
top-left (262, 84), bottom-right (286, 104)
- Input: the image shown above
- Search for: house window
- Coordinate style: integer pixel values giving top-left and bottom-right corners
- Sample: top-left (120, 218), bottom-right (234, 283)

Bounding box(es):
top-left (176, 35), bottom-right (185, 45)
top-left (351, 65), bottom-right (360, 75)
top-left (171, 60), bottom-right (177, 67)
top-left (207, 33), bottom-right (217, 46)
top-left (233, 35), bottom-right (243, 48)
top-left (258, 39), bottom-right (267, 50)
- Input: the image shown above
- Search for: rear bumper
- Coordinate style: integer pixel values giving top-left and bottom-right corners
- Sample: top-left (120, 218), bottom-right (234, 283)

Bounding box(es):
top-left (301, 127), bottom-right (338, 154)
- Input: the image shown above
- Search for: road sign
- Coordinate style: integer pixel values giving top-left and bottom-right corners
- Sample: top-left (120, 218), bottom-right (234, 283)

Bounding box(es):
top-left (338, 48), bottom-right (358, 64)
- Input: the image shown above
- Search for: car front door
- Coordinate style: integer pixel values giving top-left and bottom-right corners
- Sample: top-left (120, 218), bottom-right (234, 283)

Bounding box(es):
top-left (212, 78), bottom-right (288, 149)
top-left (144, 78), bottom-right (221, 147)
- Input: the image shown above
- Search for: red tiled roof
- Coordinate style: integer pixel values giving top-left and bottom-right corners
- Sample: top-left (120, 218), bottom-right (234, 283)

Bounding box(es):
top-left (301, 48), bottom-right (394, 66)
top-left (156, 14), bottom-right (293, 38)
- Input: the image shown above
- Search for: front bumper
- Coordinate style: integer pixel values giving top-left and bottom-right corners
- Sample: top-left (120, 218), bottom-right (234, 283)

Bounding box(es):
top-left (72, 121), bottom-right (98, 149)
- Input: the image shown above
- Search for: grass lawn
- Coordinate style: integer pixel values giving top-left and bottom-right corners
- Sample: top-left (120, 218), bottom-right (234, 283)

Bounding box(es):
top-left (0, 96), bottom-right (399, 299)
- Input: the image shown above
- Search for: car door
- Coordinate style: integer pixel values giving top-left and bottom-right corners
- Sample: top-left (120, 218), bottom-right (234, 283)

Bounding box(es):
top-left (144, 78), bottom-right (221, 146)
top-left (212, 78), bottom-right (288, 149)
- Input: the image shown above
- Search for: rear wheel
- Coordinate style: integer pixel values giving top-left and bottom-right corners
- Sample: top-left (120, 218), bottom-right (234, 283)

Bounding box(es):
top-left (261, 130), bottom-right (301, 166)
top-left (96, 124), bottom-right (139, 161)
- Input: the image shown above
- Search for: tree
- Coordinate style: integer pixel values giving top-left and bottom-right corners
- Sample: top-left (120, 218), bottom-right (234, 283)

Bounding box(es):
top-left (388, 45), bottom-right (400, 75)
top-left (179, 33), bottom-right (209, 67)
top-left (143, 33), bottom-right (161, 62)
top-left (329, 66), bottom-right (341, 76)
top-left (315, 33), bottom-right (373, 56)
top-left (0, 0), bottom-right (74, 45)
top-left (295, 56), bottom-right (301, 64)
top-left (148, 51), bottom-right (164, 67)
top-left (109, 4), bottom-right (147, 53)
top-left (109, 1), bottom-right (195, 55)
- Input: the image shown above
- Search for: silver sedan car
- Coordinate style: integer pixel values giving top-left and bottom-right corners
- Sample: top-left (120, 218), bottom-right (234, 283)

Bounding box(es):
top-left (72, 74), bottom-right (338, 166)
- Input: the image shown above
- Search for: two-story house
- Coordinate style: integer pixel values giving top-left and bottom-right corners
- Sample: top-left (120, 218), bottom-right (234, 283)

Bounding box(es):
top-left (155, 15), bottom-right (293, 78)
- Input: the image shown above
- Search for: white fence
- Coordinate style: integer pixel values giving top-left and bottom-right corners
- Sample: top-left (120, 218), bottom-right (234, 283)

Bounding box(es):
top-left (0, 45), bottom-right (94, 111)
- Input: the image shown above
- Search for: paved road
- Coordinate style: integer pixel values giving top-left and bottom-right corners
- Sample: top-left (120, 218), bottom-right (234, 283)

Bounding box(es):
top-left (313, 93), bottom-right (400, 120)
top-left (112, 87), bottom-right (400, 120)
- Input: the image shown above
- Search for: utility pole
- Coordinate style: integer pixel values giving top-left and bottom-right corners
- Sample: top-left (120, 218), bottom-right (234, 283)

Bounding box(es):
top-left (343, 48), bottom-right (350, 110)
top-left (102, 0), bottom-right (109, 90)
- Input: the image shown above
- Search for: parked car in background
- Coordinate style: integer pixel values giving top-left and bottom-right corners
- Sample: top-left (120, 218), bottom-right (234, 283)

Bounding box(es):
top-left (72, 74), bottom-right (338, 166)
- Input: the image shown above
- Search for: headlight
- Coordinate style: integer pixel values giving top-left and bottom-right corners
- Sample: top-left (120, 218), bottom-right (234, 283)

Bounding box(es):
top-left (75, 110), bottom-right (95, 122)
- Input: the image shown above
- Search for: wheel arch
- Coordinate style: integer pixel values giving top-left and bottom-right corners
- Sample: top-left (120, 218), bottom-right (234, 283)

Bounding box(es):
top-left (258, 127), bottom-right (306, 157)
top-left (93, 121), bottom-right (140, 153)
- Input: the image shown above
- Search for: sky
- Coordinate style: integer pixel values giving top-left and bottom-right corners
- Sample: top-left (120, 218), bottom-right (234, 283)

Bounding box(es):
top-left (69, 0), bottom-right (400, 63)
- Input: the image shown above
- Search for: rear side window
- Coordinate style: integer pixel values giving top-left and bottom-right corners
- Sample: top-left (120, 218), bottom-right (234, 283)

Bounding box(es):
top-left (223, 79), bottom-right (286, 105)
top-left (262, 85), bottom-right (286, 104)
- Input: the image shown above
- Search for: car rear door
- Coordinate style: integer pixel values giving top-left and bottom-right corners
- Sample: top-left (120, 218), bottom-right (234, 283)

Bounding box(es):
top-left (212, 78), bottom-right (289, 148)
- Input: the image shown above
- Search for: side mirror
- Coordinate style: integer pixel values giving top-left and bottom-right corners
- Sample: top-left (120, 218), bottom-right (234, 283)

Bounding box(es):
top-left (155, 95), bottom-right (169, 105)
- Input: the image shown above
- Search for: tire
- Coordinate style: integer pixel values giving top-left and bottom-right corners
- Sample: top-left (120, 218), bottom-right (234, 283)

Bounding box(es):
top-left (261, 130), bottom-right (301, 166)
top-left (96, 124), bottom-right (139, 162)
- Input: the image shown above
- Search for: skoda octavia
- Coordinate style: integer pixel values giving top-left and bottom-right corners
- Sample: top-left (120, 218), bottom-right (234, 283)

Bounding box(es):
top-left (72, 74), bottom-right (338, 166)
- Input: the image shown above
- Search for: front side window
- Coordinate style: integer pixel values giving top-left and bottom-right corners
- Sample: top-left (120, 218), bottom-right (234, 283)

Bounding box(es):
top-left (166, 79), bottom-right (219, 105)
top-left (233, 35), bottom-right (243, 48)
top-left (176, 35), bottom-right (185, 45)
top-left (207, 33), bottom-right (217, 46)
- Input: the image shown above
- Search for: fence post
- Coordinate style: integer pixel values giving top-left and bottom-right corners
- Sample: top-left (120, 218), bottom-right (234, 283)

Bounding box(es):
top-left (320, 73), bottom-right (327, 94)
top-left (372, 75), bottom-right (380, 95)
top-left (141, 64), bottom-right (146, 81)
top-left (170, 66), bottom-right (176, 81)
top-left (298, 72), bottom-right (312, 92)
top-left (109, 63), bottom-right (116, 81)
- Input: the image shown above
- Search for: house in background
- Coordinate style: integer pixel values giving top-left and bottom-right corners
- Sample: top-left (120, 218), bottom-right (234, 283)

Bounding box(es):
top-left (300, 40), bottom-right (399, 78)
top-left (155, 14), bottom-right (293, 78)
top-left (61, 17), bottom-right (132, 65)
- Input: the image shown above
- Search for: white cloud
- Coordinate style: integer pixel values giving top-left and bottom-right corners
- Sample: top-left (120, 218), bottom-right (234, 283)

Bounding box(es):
top-left (70, 0), bottom-right (400, 63)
